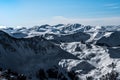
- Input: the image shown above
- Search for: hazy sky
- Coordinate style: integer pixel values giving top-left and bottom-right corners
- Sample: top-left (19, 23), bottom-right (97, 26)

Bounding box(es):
top-left (0, 0), bottom-right (120, 27)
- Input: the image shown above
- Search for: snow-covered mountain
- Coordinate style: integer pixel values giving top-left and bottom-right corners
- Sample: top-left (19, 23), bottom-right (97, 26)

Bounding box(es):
top-left (1, 24), bottom-right (93, 38)
top-left (0, 24), bottom-right (120, 80)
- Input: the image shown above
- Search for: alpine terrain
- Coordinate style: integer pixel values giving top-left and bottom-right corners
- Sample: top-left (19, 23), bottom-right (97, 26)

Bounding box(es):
top-left (0, 24), bottom-right (120, 80)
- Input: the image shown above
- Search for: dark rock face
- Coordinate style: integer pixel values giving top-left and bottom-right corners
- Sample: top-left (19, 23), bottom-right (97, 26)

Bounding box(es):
top-left (75, 46), bottom-right (82, 51)
top-left (0, 68), bottom-right (26, 80)
top-left (108, 47), bottom-right (120, 58)
top-left (36, 69), bottom-right (47, 80)
top-left (36, 66), bottom-right (79, 80)
top-left (0, 30), bottom-right (79, 80)
top-left (67, 70), bottom-right (79, 80)
top-left (100, 70), bottom-right (118, 80)
top-left (45, 32), bottom-right (90, 43)
top-left (47, 68), bottom-right (59, 78)
top-left (71, 61), bottom-right (95, 74)
top-left (96, 31), bottom-right (120, 47)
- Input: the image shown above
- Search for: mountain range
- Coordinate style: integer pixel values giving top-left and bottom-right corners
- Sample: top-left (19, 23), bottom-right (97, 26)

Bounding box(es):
top-left (0, 23), bottom-right (120, 80)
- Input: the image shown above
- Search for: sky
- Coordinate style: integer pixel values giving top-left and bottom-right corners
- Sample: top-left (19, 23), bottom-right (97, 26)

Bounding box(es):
top-left (0, 0), bottom-right (120, 27)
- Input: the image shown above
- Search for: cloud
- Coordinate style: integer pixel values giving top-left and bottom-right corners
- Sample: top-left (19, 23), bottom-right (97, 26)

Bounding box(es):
top-left (110, 6), bottom-right (119, 9)
top-left (104, 3), bottom-right (120, 9)
top-left (36, 16), bottom-right (120, 26)
top-left (0, 16), bottom-right (120, 27)
top-left (104, 3), bottom-right (118, 7)
top-left (0, 26), bottom-right (7, 29)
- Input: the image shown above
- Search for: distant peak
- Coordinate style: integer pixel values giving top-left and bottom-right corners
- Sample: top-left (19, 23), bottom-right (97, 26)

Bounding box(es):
top-left (54, 24), bottom-right (64, 27)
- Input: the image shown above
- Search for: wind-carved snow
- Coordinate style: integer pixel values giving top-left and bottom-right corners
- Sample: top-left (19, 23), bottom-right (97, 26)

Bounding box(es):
top-left (59, 42), bottom-right (120, 79)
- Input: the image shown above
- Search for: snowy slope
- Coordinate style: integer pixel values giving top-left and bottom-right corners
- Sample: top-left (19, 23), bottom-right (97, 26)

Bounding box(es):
top-left (0, 24), bottom-right (120, 80)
